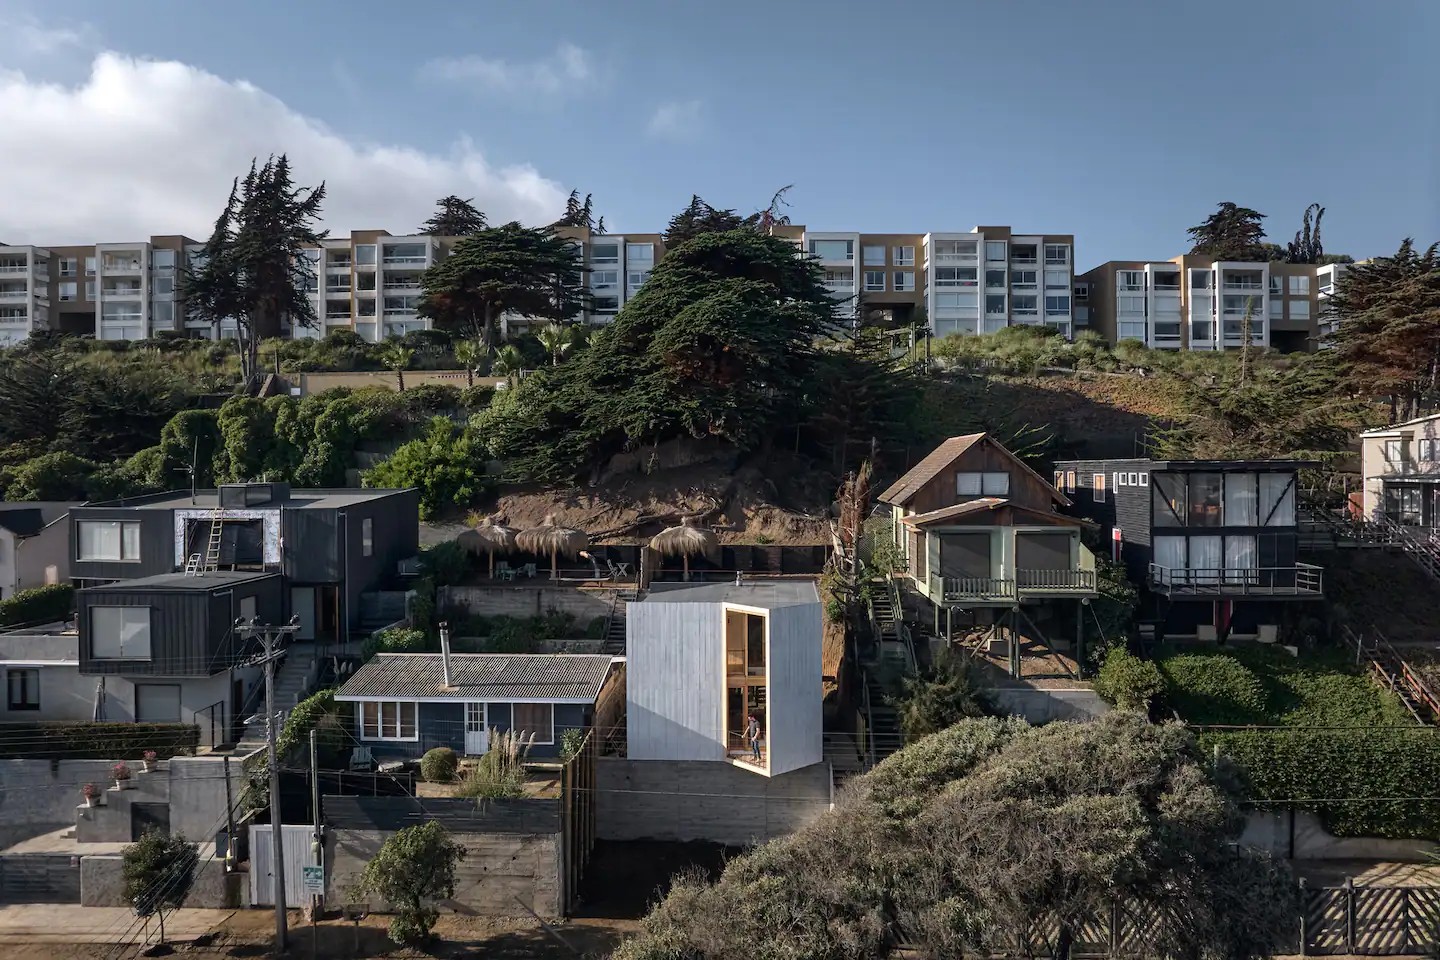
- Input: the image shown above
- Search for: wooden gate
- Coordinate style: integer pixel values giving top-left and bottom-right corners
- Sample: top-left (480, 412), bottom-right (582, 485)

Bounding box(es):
top-left (559, 729), bottom-right (597, 914)
top-left (1301, 882), bottom-right (1440, 956)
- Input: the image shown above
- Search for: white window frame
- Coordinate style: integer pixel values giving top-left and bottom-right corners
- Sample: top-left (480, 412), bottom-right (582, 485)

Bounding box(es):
top-left (77, 520), bottom-right (141, 562)
top-left (1289, 299), bottom-right (1310, 320)
top-left (511, 702), bottom-right (555, 745)
top-left (893, 246), bottom-right (915, 266)
top-left (625, 242), bottom-right (654, 266)
top-left (1044, 295), bottom-right (1071, 315)
top-left (985, 241), bottom-right (1007, 262)
top-left (863, 271), bottom-right (886, 292)
top-left (59, 258), bottom-right (77, 277)
top-left (359, 701), bottom-right (419, 741)
top-left (7, 669), bottom-right (40, 711)
top-left (1118, 270), bottom-right (1145, 291)
top-left (1288, 275), bottom-right (1310, 295)
top-left (90, 606), bottom-right (152, 660)
top-left (627, 270), bottom-right (651, 289)
top-left (59, 282), bottom-right (77, 301)
top-left (590, 243), bottom-right (620, 266)
top-left (893, 271), bottom-right (915, 292)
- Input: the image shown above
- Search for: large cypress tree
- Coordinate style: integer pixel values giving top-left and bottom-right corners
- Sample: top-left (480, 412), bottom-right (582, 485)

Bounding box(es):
top-left (419, 196), bottom-right (487, 236)
top-left (1187, 202), bottom-right (1268, 261)
top-left (183, 156), bottom-right (327, 388)
top-left (662, 195), bottom-right (746, 245)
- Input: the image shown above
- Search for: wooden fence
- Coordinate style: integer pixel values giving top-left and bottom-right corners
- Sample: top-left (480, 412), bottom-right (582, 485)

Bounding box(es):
top-left (559, 729), bottom-right (597, 914)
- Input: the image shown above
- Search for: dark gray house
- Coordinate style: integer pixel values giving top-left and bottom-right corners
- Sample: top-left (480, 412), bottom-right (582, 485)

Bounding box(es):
top-left (76, 570), bottom-right (282, 734)
top-left (334, 654), bottom-right (618, 761)
top-left (69, 483), bottom-right (418, 642)
top-left (1054, 457), bottom-right (1322, 640)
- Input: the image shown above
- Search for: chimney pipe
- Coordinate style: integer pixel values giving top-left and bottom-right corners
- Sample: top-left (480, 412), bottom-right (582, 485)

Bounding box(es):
top-left (439, 621), bottom-right (452, 688)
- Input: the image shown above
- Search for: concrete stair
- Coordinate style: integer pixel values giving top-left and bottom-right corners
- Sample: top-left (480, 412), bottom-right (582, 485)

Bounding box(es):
top-left (236, 646), bottom-right (319, 749)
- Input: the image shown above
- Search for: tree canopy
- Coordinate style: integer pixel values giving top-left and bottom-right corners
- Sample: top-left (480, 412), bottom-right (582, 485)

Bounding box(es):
top-left (356, 820), bottom-right (467, 945)
top-left (418, 195), bottom-right (487, 236)
top-left (617, 714), bottom-right (1295, 960)
top-left (553, 189), bottom-right (604, 233)
top-left (418, 223), bottom-right (587, 354)
top-left (1187, 202), bottom-right (1268, 261)
top-left (122, 831), bottom-right (199, 945)
top-left (363, 417), bottom-right (492, 519)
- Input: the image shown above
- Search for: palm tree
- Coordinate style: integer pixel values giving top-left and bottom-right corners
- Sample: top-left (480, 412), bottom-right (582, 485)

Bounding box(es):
top-left (457, 516), bottom-right (516, 578)
top-left (492, 344), bottom-right (526, 387)
top-left (648, 516), bottom-right (719, 581)
top-left (453, 339), bottom-right (482, 388)
top-left (516, 514), bottom-right (588, 580)
top-left (537, 322), bottom-right (585, 366)
top-left (380, 340), bottom-right (414, 391)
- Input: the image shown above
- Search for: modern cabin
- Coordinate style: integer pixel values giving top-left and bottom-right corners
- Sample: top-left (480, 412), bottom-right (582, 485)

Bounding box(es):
top-left (1055, 457), bottom-right (1322, 639)
top-left (625, 580), bottom-right (822, 778)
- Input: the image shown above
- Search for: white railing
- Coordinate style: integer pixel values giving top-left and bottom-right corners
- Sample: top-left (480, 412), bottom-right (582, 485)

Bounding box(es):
top-left (102, 261), bottom-right (143, 272)
top-left (0, 289), bottom-right (29, 300)
top-left (0, 265), bottom-right (28, 275)
top-left (381, 255), bottom-right (427, 265)
top-left (101, 288), bottom-right (143, 299)
top-left (1223, 281), bottom-right (1263, 290)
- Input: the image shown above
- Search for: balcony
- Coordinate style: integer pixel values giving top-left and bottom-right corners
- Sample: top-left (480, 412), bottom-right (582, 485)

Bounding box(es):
top-left (324, 312), bottom-right (352, 322)
top-left (101, 286), bottom-right (144, 299)
top-left (381, 255), bottom-right (428, 267)
top-left (101, 259), bottom-right (143, 273)
top-left (1223, 280), bottom-right (1263, 291)
top-left (383, 280), bottom-right (422, 291)
top-left (934, 576), bottom-right (1015, 603)
top-left (0, 289), bottom-right (29, 301)
top-left (1148, 563), bottom-right (1323, 598)
top-left (1015, 569), bottom-right (1096, 593)
top-left (932, 569), bottom-right (1097, 602)
top-left (0, 265), bottom-right (29, 276)
top-left (324, 286), bottom-right (351, 296)
top-left (326, 261), bottom-right (352, 271)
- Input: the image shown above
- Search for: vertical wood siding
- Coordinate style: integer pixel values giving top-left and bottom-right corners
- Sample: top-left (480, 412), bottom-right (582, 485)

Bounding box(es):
top-left (765, 602), bottom-right (823, 776)
top-left (625, 601), bottom-right (724, 761)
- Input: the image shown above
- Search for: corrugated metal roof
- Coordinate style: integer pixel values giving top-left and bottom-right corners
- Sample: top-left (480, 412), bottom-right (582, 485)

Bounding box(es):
top-left (641, 579), bottom-right (820, 608)
top-left (877, 434), bottom-right (984, 505)
top-left (335, 654), bottom-right (615, 702)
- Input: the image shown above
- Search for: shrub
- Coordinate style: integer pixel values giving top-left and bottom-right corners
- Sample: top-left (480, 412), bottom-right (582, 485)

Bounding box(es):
top-left (420, 747), bottom-right (459, 783)
top-left (0, 722), bottom-right (197, 759)
top-left (361, 626), bottom-right (430, 663)
top-left (1093, 648), bottom-right (1165, 713)
top-left (559, 728), bottom-right (588, 761)
top-left (458, 730), bottom-right (529, 799)
top-left (419, 540), bottom-right (470, 587)
top-left (896, 646), bottom-right (990, 743)
top-left (0, 583), bottom-right (74, 627)
top-left (355, 821), bottom-right (467, 946)
top-left (1157, 651), bottom-right (1270, 725)
top-left (362, 417), bottom-right (492, 520)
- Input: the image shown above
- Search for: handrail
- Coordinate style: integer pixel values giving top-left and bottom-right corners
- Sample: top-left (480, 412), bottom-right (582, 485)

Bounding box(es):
top-left (1341, 625), bottom-right (1440, 725)
top-left (859, 669), bottom-right (876, 769)
top-left (1148, 563), bottom-right (1323, 596)
top-left (887, 577), bottom-right (918, 677)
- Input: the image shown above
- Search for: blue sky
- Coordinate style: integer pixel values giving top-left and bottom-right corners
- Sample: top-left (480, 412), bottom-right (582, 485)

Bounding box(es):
top-left (1, 0), bottom-right (1436, 268)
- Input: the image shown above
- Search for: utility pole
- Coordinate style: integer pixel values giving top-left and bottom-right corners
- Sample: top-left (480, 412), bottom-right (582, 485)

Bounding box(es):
top-left (222, 755), bottom-right (236, 874)
top-left (237, 615), bottom-right (302, 956)
top-left (310, 726), bottom-right (322, 960)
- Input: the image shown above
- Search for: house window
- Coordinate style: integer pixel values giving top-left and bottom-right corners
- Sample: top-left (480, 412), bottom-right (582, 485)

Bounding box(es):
top-left (77, 520), bottom-right (141, 561)
top-left (512, 702), bottom-right (555, 744)
top-left (1419, 439), bottom-right (1437, 461)
top-left (862, 245), bottom-right (886, 266)
top-left (1065, 470), bottom-right (1076, 492)
top-left (1186, 473), bottom-right (1224, 527)
top-left (359, 701), bottom-right (418, 740)
top-left (1092, 473), bottom-right (1107, 501)
top-left (1384, 440), bottom-right (1402, 462)
top-left (1385, 487), bottom-right (1424, 525)
top-left (85, 256), bottom-right (97, 276)
top-left (90, 606), bottom-right (152, 660)
top-left (956, 473), bottom-right (982, 496)
top-left (7, 669), bottom-right (39, 711)
top-left (985, 241), bottom-right (1007, 262)
top-left (59, 282), bottom-right (77, 301)
top-left (894, 246), bottom-right (915, 266)
top-left (982, 472), bottom-right (1009, 495)
top-left (1288, 275), bottom-right (1310, 295)
top-left (809, 239), bottom-right (853, 261)
top-left (1044, 244), bottom-right (1069, 265)
top-left (1269, 299), bottom-right (1284, 319)
top-left (893, 271), bottom-right (915, 292)
top-left (361, 518), bottom-right (374, 557)
top-left (864, 271), bottom-right (886, 291)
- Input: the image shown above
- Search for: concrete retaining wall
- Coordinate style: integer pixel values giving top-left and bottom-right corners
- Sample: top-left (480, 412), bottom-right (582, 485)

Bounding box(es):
top-left (0, 759), bottom-right (121, 848)
top-left (1242, 810), bottom-right (1439, 862)
top-left (80, 855), bottom-right (246, 908)
top-left (986, 687), bottom-right (1109, 724)
top-left (327, 829), bottom-right (561, 917)
top-left (597, 759), bottom-right (832, 846)
top-left (440, 585), bottom-right (624, 622)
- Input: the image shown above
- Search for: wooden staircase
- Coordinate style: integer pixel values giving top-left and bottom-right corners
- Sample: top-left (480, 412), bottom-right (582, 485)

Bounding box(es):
top-left (1341, 625), bottom-right (1440, 725)
top-left (601, 590), bottom-right (636, 657)
top-left (1300, 502), bottom-right (1440, 584)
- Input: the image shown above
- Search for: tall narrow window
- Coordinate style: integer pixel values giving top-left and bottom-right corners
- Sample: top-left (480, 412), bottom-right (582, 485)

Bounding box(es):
top-left (361, 518), bottom-right (374, 557)
top-left (1223, 473), bottom-right (1258, 526)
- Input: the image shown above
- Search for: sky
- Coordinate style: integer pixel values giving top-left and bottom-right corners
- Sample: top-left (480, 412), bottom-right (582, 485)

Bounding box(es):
top-left (0, 0), bottom-right (1436, 270)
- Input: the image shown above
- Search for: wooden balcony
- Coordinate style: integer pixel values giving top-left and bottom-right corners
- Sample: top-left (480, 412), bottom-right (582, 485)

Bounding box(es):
top-left (930, 568), bottom-right (1097, 604)
top-left (1148, 563), bottom-right (1323, 599)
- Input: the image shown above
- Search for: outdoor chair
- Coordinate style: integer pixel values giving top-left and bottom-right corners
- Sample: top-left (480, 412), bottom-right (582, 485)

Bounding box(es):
top-left (350, 746), bottom-right (375, 771)
top-left (499, 567), bottom-right (518, 582)
top-left (495, 560), bottom-right (512, 578)
top-left (522, 563), bottom-right (538, 578)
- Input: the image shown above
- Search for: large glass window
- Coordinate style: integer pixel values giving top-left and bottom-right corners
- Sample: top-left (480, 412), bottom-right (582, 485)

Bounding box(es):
top-left (893, 271), bottom-right (915, 292)
top-left (359, 701), bottom-right (417, 740)
top-left (985, 294), bottom-right (1006, 314)
top-left (355, 245), bottom-right (376, 266)
top-left (1258, 474), bottom-right (1296, 526)
top-left (893, 246), bottom-right (915, 266)
top-left (90, 607), bottom-right (151, 659)
top-left (864, 271), bottom-right (886, 291)
top-left (1224, 473), bottom-right (1258, 526)
top-left (862, 245), bottom-right (886, 266)
top-left (1225, 535), bottom-right (1257, 579)
top-left (809, 239), bottom-right (853, 261)
top-left (512, 702), bottom-right (555, 744)
top-left (985, 241), bottom-right (1007, 262)
top-left (1288, 275), bottom-right (1310, 295)
top-left (152, 249), bottom-right (176, 270)
top-left (1044, 244), bottom-right (1069, 265)
top-left (1385, 487), bottom-right (1424, 525)
top-left (78, 520), bottom-right (141, 561)
top-left (625, 243), bottom-right (654, 265)
top-left (362, 518), bottom-right (374, 557)
top-left (7, 669), bottom-right (39, 711)
top-left (934, 267), bottom-right (978, 287)
top-left (1186, 474), bottom-right (1223, 527)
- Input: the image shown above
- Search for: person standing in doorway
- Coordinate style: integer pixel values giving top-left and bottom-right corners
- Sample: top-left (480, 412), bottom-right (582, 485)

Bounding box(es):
top-left (745, 714), bottom-right (761, 762)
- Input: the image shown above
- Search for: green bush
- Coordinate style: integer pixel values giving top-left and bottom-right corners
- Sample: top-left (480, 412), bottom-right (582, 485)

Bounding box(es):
top-left (559, 728), bottom-right (588, 761)
top-left (362, 417), bottom-right (492, 520)
top-left (1157, 652), bottom-right (1269, 725)
top-left (1093, 648), bottom-right (1165, 713)
top-left (420, 747), bottom-right (459, 782)
top-left (895, 646), bottom-right (990, 743)
top-left (0, 583), bottom-right (74, 627)
top-left (0, 722), bottom-right (197, 759)
top-left (361, 626), bottom-right (430, 662)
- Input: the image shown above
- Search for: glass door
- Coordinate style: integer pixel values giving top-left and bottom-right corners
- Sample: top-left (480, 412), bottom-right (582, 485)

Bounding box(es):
top-left (464, 702), bottom-right (488, 755)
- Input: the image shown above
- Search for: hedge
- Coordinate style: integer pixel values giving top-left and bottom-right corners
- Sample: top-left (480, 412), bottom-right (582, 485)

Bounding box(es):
top-left (0, 583), bottom-right (74, 628)
top-left (1092, 648), bottom-right (1164, 713)
top-left (0, 721), bottom-right (198, 759)
top-left (1204, 728), bottom-right (1440, 839)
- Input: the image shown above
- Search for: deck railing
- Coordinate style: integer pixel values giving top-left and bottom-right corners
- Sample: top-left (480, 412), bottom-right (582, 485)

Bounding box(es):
top-left (937, 576), bottom-right (1016, 601)
top-left (1148, 563), bottom-right (1323, 596)
top-left (1015, 568), bottom-right (1096, 591)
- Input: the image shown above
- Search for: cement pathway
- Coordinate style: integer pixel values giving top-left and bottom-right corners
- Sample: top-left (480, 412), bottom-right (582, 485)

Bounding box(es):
top-left (0, 904), bottom-right (234, 944)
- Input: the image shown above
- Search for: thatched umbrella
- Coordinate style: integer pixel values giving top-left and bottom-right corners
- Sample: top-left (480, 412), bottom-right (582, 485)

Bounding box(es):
top-left (517, 514), bottom-right (589, 580)
top-left (458, 517), bottom-right (516, 578)
top-left (649, 516), bottom-right (719, 581)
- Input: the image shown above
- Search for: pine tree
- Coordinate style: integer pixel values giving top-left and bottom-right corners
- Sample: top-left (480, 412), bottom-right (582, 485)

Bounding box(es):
top-left (553, 190), bottom-right (601, 231)
top-left (419, 195), bottom-right (487, 236)
top-left (662, 195), bottom-right (744, 245)
top-left (1284, 203), bottom-right (1326, 264)
top-left (1187, 202), bottom-right (1268, 261)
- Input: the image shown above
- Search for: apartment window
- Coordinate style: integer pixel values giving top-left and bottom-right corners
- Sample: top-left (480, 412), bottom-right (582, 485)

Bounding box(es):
top-left (1045, 271), bottom-right (1070, 290)
top-left (6, 669), bottom-right (39, 711)
top-left (1419, 438), bottom-right (1437, 461)
top-left (934, 292), bottom-right (978, 309)
top-left (1269, 275), bottom-right (1284, 296)
top-left (1012, 294), bottom-right (1038, 314)
top-left (627, 270), bottom-right (651, 289)
top-left (1118, 295), bottom-right (1148, 313)
top-left (77, 520), bottom-right (141, 561)
top-left (1384, 440), bottom-right (1402, 462)
top-left (1092, 473), bottom-right (1107, 501)
top-left (985, 294), bottom-right (1006, 314)
top-left (151, 301), bottom-right (175, 327)
top-left (1290, 300), bottom-right (1310, 320)
top-left (1118, 270), bottom-right (1145, 291)
top-left (1288, 275), bottom-right (1310, 295)
top-left (592, 296), bottom-right (620, 313)
top-left (934, 240), bottom-right (978, 259)
top-left (1011, 270), bottom-right (1038, 289)
top-left (1191, 270), bottom-right (1214, 290)
top-left (863, 245), bottom-right (886, 266)
top-left (985, 241), bottom-right (1007, 262)
top-left (1066, 470), bottom-right (1077, 491)
top-left (90, 607), bottom-right (151, 660)
top-left (358, 300), bottom-right (376, 318)
top-left (625, 243), bottom-right (654, 266)
top-left (864, 271), bottom-right (886, 291)
top-left (590, 270), bottom-right (619, 289)
top-left (59, 282), bottom-right (77, 301)
top-left (361, 518), bottom-right (374, 557)
top-left (59, 258), bottom-right (77, 277)
top-left (893, 271), bottom-right (915, 292)
top-left (894, 245), bottom-right (915, 266)
top-left (355, 245), bottom-right (376, 265)
top-left (152, 276), bottom-right (174, 295)
top-left (1385, 487), bottom-right (1424, 526)
top-left (934, 267), bottom-right (978, 287)
top-left (1222, 295), bottom-right (1261, 314)
top-left (809, 239), bottom-right (854, 260)
top-left (1118, 321), bottom-right (1147, 340)
top-left (512, 702), bottom-right (555, 744)
top-left (1011, 244), bottom-right (1038, 264)
top-left (1269, 299), bottom-right (1284, 320)
top-left (1044, 295), bottom-right (1071, 315)
top-left (985, 269), bottom-right (1006, 288)
top-left (359, 701), bottom-right (417, 741)
top-left (152, 249), bottom-right (176, 270)
top-left (356, 273), bottom-right (376, 292)
top-left (1044, 244), bottom-right (1069, 265)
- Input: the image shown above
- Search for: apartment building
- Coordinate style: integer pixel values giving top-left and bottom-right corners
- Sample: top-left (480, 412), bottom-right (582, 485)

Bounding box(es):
top-left (1080, 256), bottom-right (1347, 352)
top-left (0, 245), bottom-right (53, 347)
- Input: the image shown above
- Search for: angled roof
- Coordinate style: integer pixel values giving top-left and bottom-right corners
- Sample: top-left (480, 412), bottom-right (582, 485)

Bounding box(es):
top-left (335, 653), bottom-right (615, 703)
top-left (878, 434), bottom-right (1071, 507)
top-left (903, 499), bottom-right (1086, 528)
top-left (80, 571), bottom-right (280, 593)
top-left (0, 502), bottom-right (78, 538)
top-left (1361, 411), bottom-right (1440, 435)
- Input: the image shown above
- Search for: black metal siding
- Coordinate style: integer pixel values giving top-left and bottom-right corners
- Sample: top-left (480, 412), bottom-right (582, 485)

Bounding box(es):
top-left (208, 576), bottom-right (284, 671)
top-left (69, 507), bottom-right (174, 581)
top-left (282, 508), bottom-right (340, 583)
top-left (1056, 459), bottom-right (1155, 584)
top-left (79, 588), bottom-right (207, 677)
top-left (341, 491), bottom-right (419, 632)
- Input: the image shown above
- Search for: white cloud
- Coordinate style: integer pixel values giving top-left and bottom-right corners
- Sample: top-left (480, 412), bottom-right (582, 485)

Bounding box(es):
top-left (421, 43), bottom-right (598, 100)
top-left (4, 14), bottom-right (94, 57)
top-left (0, 52), bottom-right (569, 243)
top-left (646, 99), bottom-right (704, 142)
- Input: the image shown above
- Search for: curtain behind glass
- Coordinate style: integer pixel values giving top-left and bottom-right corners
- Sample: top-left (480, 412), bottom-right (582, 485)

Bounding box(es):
top-left (1224, 474), bottom-right (1258, 526)
top-left (1259, 474), bottom-right (1296, 526)
top-left (1225, 535), bottom-right (1257, 583)
top-left (1154, 537), bottom-right (1185, 584)
top-left (1188, 536), bottom-right (1222, 586)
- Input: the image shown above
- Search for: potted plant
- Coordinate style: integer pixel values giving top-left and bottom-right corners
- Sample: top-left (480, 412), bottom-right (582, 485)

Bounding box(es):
top-left (112, 762), bottom-right (132, 791)
top-left (81, 783), bottom-right (100, 808)
top-left (141, 750), bottom-right (158, 773)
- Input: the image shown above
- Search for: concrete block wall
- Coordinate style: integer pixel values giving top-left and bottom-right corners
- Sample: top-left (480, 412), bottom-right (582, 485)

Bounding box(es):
top-left (440, 585), bottom-right (625, 623)
top-left (74, 766), bottom-right (170, 843)
top-left (327, 829), bottom-right (561, 917)
top-left (597, 759), bottom-right (833, 846)
top-left (0, 759), bottom-right (130, 848)
top-left (81, 855), bottom-right (247, 908)
top-left (986, 688), bottom-right (1109, 724)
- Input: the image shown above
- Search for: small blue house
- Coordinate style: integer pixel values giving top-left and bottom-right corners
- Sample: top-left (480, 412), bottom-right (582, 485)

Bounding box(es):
top-left (333, 653), bottom-right (618, 761)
